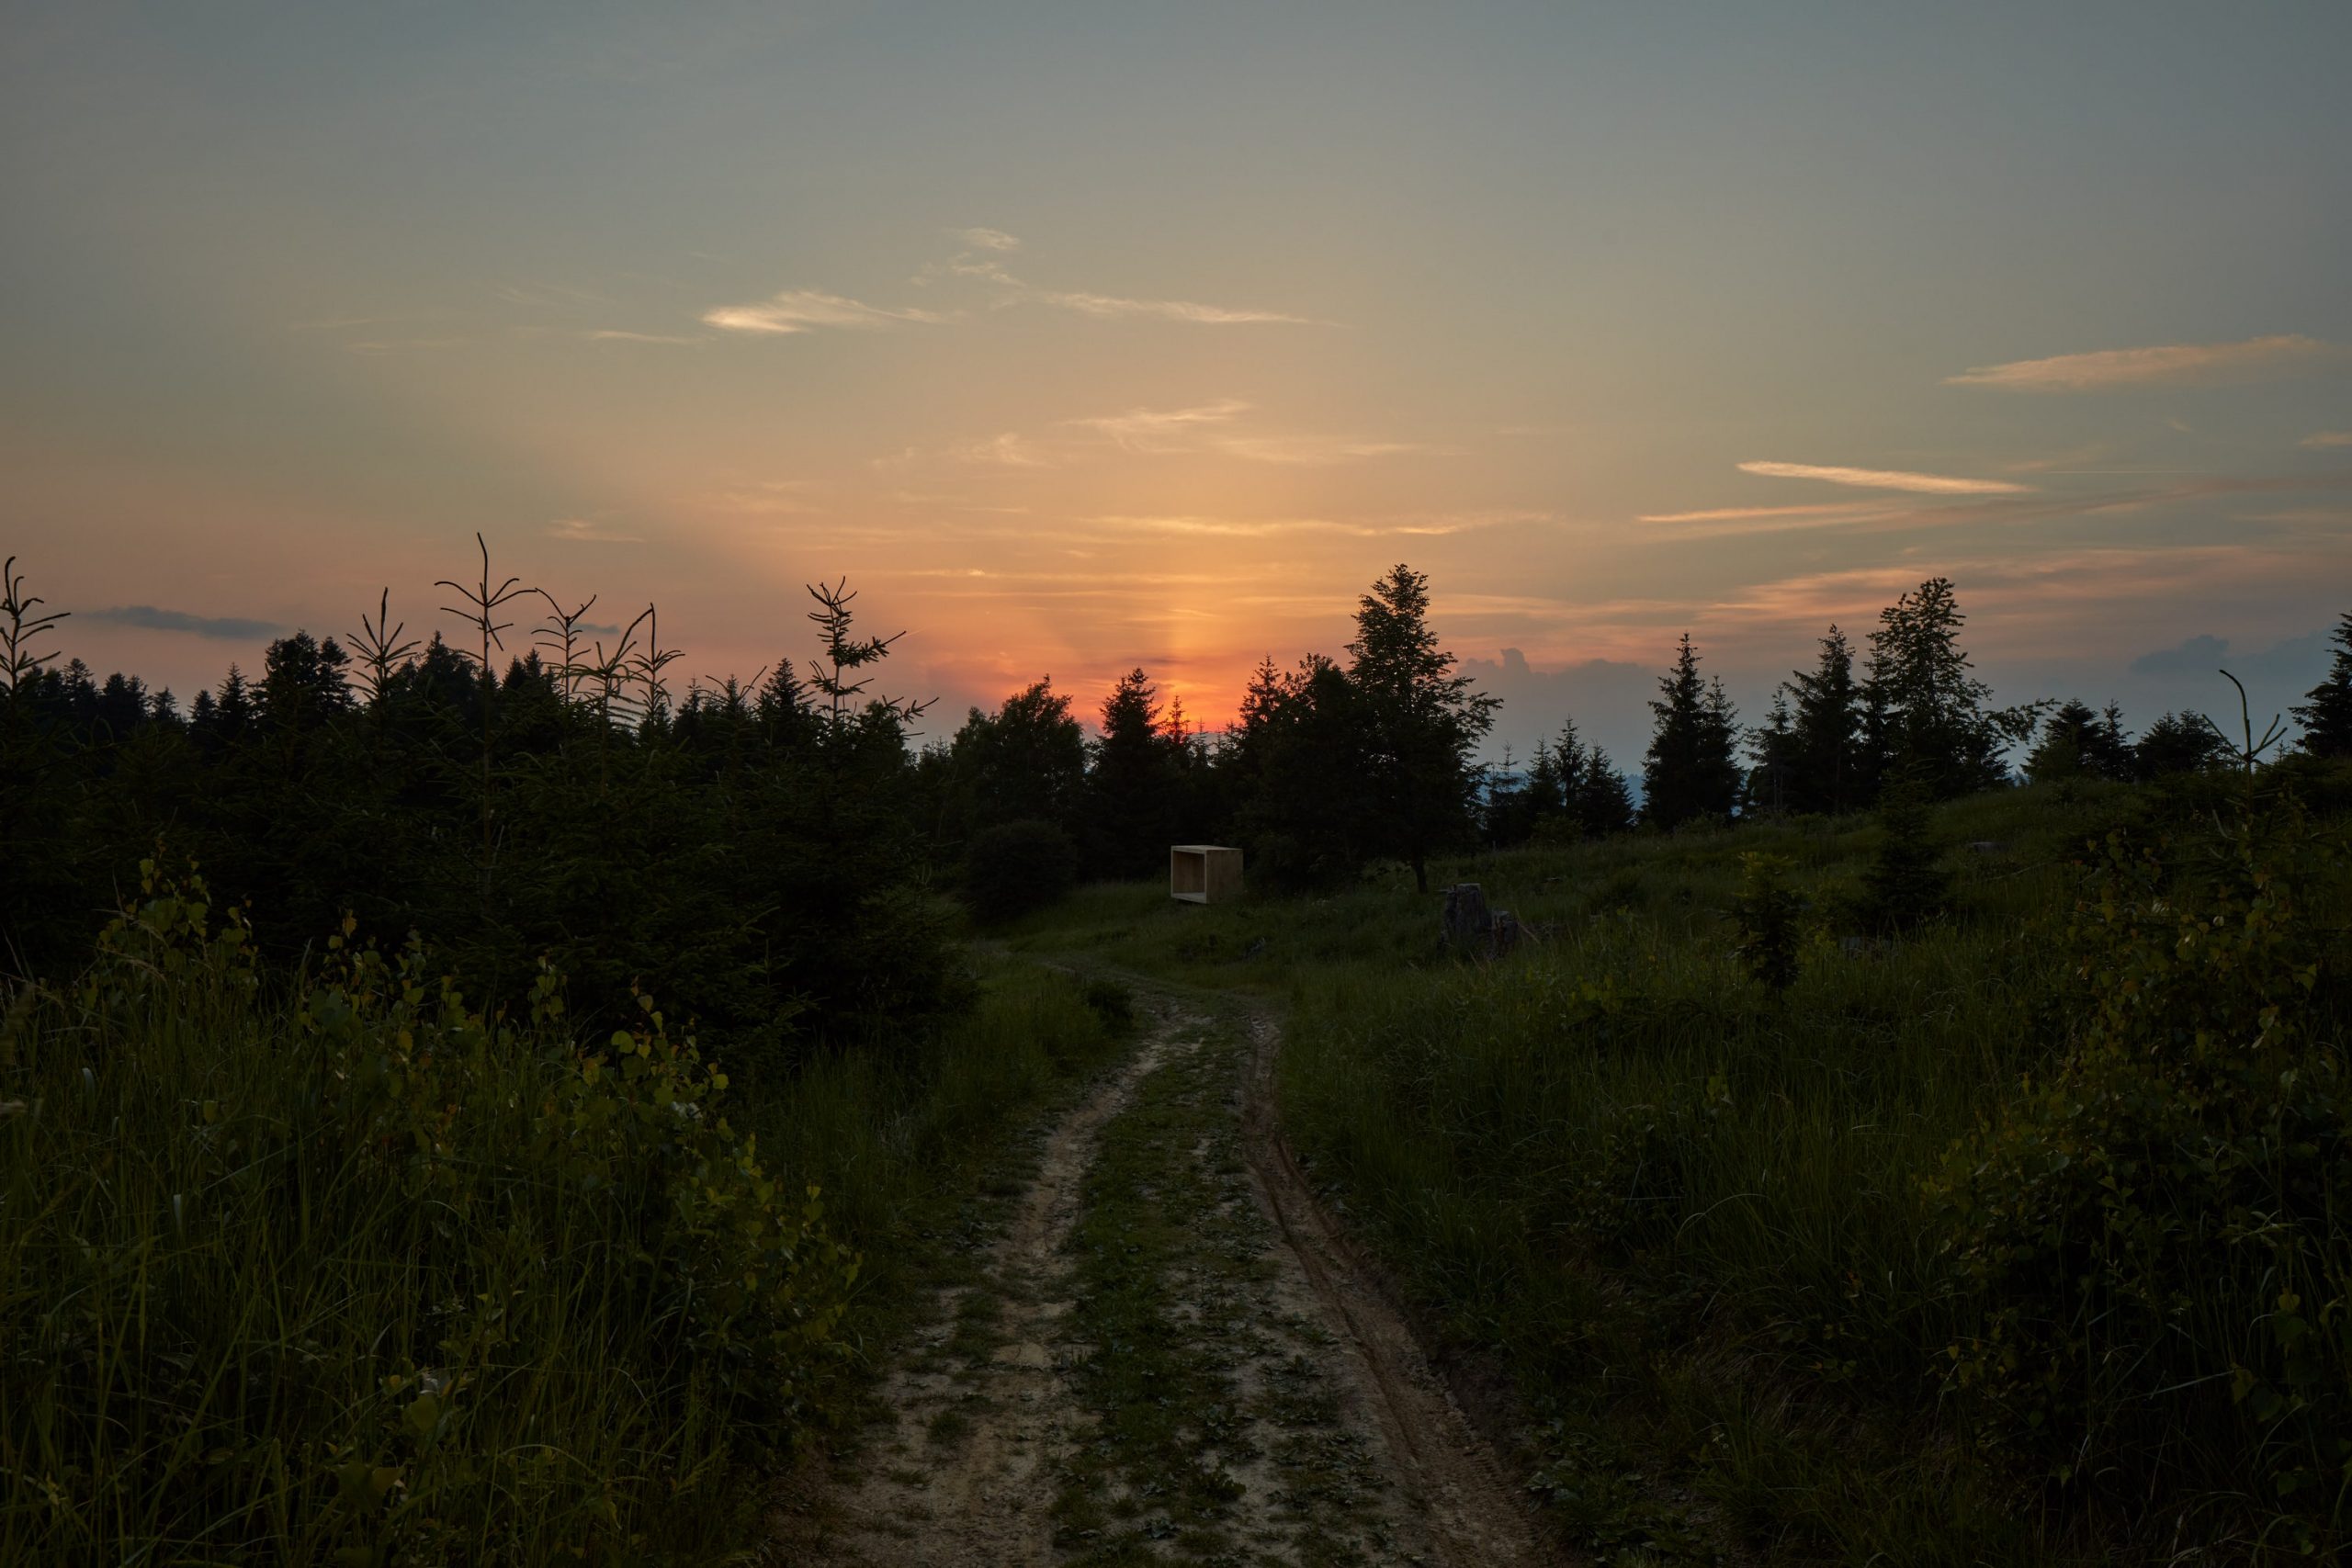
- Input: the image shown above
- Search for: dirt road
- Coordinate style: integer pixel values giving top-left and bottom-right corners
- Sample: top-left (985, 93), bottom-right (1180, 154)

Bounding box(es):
top-left (775, 998), bottom-right (1557, 1567)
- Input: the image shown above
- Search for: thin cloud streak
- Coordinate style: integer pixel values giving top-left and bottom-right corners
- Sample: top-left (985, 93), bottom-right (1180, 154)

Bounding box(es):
top-left (1030, 289), bottom-right (1309, 325)
top-left (1948, 334), bottom-right (2344, 391)
top-left (952, 227), bottom-right (1022, 251)
top-left (1738, 460), bottom-right (2032, 495)
top-left (546, 517), bottom-right (644, 543)
top-left (586, 329), bottom-right (707, 344)
top-left (1069, 400), bottom-right (1252, 450)
top-left (701, 288), bottom-right (948, 334)
top-left (85, 605), bottom-right (285, 641)
top-left (1637, 502), bottom-right (1885, 524)
top-left (2302, 430), bottom-right (2352, 448)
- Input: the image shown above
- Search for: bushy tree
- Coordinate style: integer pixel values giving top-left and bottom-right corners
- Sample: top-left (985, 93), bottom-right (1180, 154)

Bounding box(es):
top-left (1346, 565), bottom-right (1498, 892)
top-left (1227, 654), bottom-right (1377, 888)
top-left (934, 678), bottom-right (1088, 845)
top-left (1643, 633), bottom-right (1740, 829)
top-left (2027, 699), bottom-right (2133, 784)
top-left (2134, 711), bottom-right (2226, 779)
top-left (1863, 578), bottom-right (2030, 798)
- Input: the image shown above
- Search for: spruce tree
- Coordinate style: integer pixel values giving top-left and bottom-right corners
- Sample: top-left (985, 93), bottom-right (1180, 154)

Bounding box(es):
top-left (2292, 612), bottom-right (2352, 758)
top-left (1573, 745), bottom-right (1636, 837)
top-left (1643, 633), bottom-right (1739, 829)
top-left (1785, 625), bottom-right (1865, 812)
top-left (1089, 668), bottom-right (1182, 877)
top-left (1346, 564), bottom-right (1498, 892)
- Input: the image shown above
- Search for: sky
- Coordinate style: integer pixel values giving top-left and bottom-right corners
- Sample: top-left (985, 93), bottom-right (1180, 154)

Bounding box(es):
top-left (6, 1), bottom-right (2350, 768)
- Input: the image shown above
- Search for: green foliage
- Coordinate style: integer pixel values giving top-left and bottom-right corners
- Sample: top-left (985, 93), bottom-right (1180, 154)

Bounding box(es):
top-left (1931, 801), bottom-right (2350, 1538)
top-left (2, 864), bottom-right (856, 1564)
top-left (1727, 851), bottom-right (1804, 995)
top-left (0, 558), bottom-right (956, 1062)
top-left (964, 818), bottom-right (1079, 921)
top-left (1864, 773), bottom-right (1949, 931)
top-left (1643, 631), bottom-right (1742, 829)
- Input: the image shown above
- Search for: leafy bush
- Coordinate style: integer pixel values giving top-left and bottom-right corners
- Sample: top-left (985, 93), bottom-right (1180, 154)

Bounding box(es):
top-left (963, 818), bottom-right (1078, 921)
top-left (1, 863), bottom-right (856, 1564)
top-left (1931, 805), bottom-right (2350, 1541)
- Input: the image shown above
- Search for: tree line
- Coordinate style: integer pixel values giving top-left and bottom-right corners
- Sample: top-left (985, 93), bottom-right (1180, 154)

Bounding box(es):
top-left (6, 546), bottom-right (2351, 988)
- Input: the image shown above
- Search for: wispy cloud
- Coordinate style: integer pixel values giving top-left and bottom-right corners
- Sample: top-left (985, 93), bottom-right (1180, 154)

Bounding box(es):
top-left (1948, 334), bottom-right (2344, 391)
top-left (702, 288), bottom-right (948, 334)
top-left (1638, 501), bottom-right (1887, 525)
top-left (545, 517), bottom-right (643, 543)
top-left (950, 432), bottom-right (1054, 468)
top-left (1091, 510), bottom-right (1531, 539)
top-left (586, 329), bottom-right (707, 344)
top-left (1062, 400), bottom-right (1439, 463)
top-left (1070, 399), bottom-right (1252, 450)
top-left (952, 227), bottom-right (1021, 252)
top-left (2301, 430), bottom-right (2352, 448)
top-left (1216, 434), bottom-right (1455, 464)
top-left (1030, 289), bottom-right (1309, 325)
top-left (1737, 460), bottom-right (2032, 495)
top-left (85, 605), bottom-right (283, 641)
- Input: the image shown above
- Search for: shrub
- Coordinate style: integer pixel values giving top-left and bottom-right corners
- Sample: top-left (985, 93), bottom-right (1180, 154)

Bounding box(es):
top-left (1864, 774), bottom-right (1947, 931)
top-left (1727, 851), bottom-right (1804, 995)
top-left (1, 863), bottom-right (856, 1564)
top-left (1930, 805), bottom-right (2350, 1544)
top-left (964, 818), bottom-right (1078, 920)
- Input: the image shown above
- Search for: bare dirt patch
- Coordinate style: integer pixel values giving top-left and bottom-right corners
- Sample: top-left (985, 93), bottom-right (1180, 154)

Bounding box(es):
top-left (771, 1024), bottom-right (1187, 1567)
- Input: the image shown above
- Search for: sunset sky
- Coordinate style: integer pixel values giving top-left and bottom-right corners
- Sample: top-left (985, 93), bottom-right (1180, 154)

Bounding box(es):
top-left (6, 3), bottom-right (2350, 766)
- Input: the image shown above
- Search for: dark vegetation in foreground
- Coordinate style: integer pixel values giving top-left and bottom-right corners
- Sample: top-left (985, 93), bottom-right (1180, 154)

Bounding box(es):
top-left (6, 539), bottom-right (2352, 1562)
top-left (1008, 761), bottom-right (2352, 1563)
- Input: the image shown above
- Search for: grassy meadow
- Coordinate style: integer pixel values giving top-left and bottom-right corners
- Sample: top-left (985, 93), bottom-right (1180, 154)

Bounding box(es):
top-left (1006, 773), bottom-right (2352, 1563)
top-left (0, 866), bottom-right (1132, 1565)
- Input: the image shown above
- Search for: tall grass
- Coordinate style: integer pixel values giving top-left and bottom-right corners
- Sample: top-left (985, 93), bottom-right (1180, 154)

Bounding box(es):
top-left (0, 866), bottom-right (1126, 1564)
top-left (1264, 784), bottom-right (2351, 1561)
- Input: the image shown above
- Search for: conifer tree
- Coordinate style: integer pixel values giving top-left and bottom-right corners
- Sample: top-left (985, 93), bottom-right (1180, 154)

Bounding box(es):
top-left (1643, 633), bottom-right (1740, 829)
top-left (1346, 565), bottom-right (1498, 892)
top-left (1089, 668), bottom-right (1182, 877)
top-left (1746, 689), bottom-right (1797, 816)
top-left (1573, 744), bottom-right (1636, 837)
top-left (2292, 612), bottom-right (2352, 759)
top-left (1785, 625), bottom-right (1867, 813)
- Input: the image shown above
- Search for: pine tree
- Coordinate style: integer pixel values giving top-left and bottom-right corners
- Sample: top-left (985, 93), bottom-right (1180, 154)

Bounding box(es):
top-left (1573, 745), bottom-right (1636, 837)
top-left (1346, 565), bottom-right (1499, 892)
top-left (2292, 612), bottom-right (2352, 759)
top-left (1785, 625), bottom-right (1866, 813)
top-left (1643, 633), bottom-right (1739, 829)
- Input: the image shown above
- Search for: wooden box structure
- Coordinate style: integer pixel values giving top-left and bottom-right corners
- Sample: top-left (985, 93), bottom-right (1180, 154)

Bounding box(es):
top-left (1169, 844), bottom-right (1244, 905)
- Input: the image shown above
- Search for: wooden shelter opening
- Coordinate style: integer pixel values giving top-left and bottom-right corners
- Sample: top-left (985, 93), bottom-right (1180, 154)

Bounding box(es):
top-left (1170, 844), bottom-right (1243, 905)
